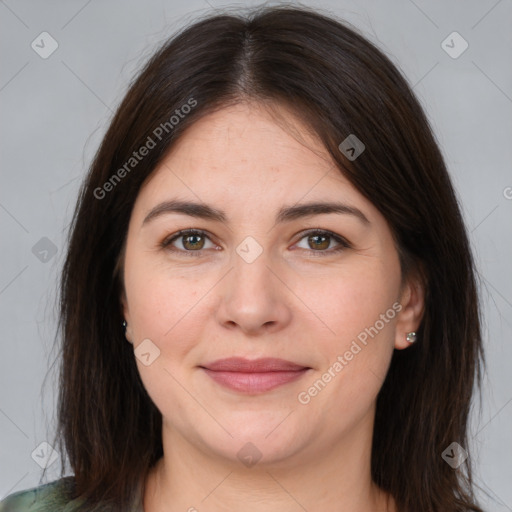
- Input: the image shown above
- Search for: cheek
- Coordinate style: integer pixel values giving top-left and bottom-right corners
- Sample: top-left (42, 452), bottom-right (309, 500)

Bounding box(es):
top-left (125, 258), bottom-right (218, 387)
top-left (296, 257), bottom-right (400, 342)
top-left (125, 245), bottom-right (204, 341)
top-left (297, 257), bottom-right (400, 401)
top-left (127, 270), bottom-right (209, 415)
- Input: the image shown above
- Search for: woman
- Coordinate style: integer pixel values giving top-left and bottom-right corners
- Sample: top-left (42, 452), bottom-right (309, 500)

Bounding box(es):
top-left (0, 4), bottom-right (485, 511)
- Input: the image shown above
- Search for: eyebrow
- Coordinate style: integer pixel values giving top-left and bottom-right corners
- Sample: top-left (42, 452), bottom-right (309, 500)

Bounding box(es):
top-left (142, 199), bottom-right (370, 226)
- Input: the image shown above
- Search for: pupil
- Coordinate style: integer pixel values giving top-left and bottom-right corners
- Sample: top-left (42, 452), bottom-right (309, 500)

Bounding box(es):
top-left (185, 234), bottom-right (203, 249)
top-left (310, 234), bottom-right (329, 250)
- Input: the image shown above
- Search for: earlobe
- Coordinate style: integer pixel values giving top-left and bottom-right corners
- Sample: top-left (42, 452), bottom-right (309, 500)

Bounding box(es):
top-left (394, 273), bottom-right (425, 350)
top-left (120, 291), bottom-right (133, 344)
top-left (123, 320), bottom-right (134, 344)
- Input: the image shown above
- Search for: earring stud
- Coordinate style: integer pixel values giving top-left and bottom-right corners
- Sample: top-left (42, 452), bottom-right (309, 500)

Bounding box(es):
top-left (122, 320), bottom-right (133, 344)
top-left (406, 331), bottom-right (417, 343)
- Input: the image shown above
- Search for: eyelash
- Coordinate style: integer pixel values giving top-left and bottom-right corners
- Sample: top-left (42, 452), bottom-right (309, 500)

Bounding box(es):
top-left (160, 228), bottom-right (351, 258)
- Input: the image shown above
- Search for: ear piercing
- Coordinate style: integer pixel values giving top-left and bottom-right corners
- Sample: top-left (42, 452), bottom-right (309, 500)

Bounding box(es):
top-left (406, 331), bottom-right (417, 344)
top-left (122, 320), bottom-right (133, 344)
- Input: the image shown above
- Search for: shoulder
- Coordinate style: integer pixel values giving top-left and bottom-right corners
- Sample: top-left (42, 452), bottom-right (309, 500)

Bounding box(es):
top-left (0, 477), bottom-right (79, 512)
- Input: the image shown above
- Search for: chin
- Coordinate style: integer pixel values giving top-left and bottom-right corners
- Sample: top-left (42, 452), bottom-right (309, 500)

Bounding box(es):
top-left (200, 418), bottom-right (310, 467)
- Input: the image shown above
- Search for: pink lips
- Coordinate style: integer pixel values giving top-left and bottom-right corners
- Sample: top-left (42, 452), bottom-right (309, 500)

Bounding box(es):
top-left (200, 357), bottom-right (310, 393)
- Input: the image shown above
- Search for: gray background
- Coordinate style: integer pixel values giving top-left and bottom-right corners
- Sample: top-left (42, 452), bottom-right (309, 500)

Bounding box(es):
top-left (1, 0), bottom-right (511, 509)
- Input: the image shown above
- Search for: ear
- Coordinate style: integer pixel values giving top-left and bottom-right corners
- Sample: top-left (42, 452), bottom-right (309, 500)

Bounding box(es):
top-left (120, 288), bottom-right (134, 344)
top-left (394, 271), bottom-right (425, 350)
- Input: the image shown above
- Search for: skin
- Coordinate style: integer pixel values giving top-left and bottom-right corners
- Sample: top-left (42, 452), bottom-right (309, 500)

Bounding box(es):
top-left (121, 101), bottom-right (424, 512)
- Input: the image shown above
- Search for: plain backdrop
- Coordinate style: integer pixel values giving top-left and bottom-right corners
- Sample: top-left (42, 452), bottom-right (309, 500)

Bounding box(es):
top-left (0, 0), bottom-right (511, 510)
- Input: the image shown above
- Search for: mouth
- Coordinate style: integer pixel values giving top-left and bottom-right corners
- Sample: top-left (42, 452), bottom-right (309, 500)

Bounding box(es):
top-left (199, 357), bottom-right (311, 394)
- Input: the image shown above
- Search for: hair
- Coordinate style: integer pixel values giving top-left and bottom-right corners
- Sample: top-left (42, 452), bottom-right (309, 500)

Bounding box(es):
top-left (46, 4), bottom-right (485, 511)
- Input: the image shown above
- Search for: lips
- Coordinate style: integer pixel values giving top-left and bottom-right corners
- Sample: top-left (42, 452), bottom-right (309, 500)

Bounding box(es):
top-left (202, 357), bottom-right (308, 372)
top-left (200, 357), bottom-right (310, 393)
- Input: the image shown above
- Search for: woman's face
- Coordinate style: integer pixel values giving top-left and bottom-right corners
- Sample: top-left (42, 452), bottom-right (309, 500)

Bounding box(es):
top-left (121, 102), bottom-right (422, 467)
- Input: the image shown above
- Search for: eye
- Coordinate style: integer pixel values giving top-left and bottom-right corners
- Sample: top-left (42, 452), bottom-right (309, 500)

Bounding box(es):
top-left (293, 229), bottom-right (350, 256)
top-left (161, 228), bottom-right (351, 258)
top-left (161, 229), bottom-right (217, 256)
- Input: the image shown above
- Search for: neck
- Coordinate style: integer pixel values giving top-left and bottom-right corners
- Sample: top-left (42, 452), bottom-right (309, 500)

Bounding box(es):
top-left (143, 412), bottom-right (395, 512)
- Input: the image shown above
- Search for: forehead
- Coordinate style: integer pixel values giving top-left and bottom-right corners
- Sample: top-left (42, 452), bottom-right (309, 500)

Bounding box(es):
top-left (170, 101), bottom-right (328, 161)
top-left (130, 102), bottom-right (386, 231)
top-left (139, 102), bottom-right (352, 196)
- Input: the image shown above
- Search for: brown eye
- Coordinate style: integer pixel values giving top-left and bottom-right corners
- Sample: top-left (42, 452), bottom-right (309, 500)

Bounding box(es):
top-left (161, 229), bottom-right (216, 256)
top-left (294, 229), bottom-right (350, 255)
top-left (181, 233), bottom-right (205, 250)
top-left (307, 233), bottom-right (331, 250)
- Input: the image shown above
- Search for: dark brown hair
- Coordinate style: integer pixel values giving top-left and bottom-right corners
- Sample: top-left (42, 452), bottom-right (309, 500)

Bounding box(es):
top-left (47, 4), bottom-right (485, 511)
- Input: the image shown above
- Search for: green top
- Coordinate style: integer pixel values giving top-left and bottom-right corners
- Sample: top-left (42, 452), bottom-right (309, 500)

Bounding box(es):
top-left (0, 477), bottom-right (144, 512)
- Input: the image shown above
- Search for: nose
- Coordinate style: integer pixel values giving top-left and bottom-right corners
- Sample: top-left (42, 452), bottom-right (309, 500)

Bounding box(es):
top-left (215, 247), bottom-right (292, 336)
